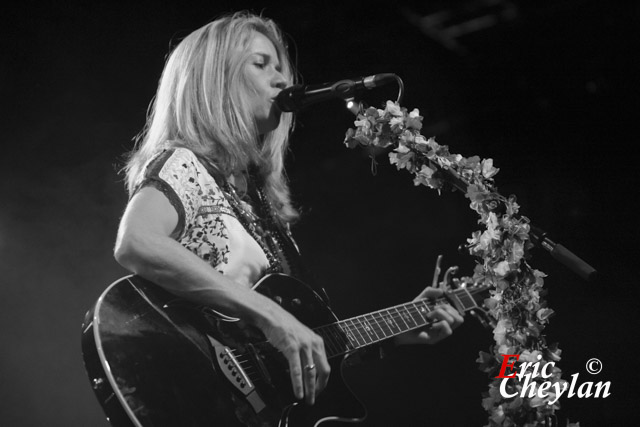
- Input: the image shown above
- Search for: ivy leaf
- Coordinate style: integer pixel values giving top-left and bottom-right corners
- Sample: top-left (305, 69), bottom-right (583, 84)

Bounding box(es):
top-left (342, 100), bottom-right (569, 426)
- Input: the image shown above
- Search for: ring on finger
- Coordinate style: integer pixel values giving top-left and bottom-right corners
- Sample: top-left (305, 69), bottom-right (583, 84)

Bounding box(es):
top-left (304, 364), bottom-right (316, 371)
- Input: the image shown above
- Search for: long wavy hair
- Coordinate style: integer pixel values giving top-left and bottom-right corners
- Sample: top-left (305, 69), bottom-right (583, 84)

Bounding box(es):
top-left (123, 11), bottom-right (298, 222)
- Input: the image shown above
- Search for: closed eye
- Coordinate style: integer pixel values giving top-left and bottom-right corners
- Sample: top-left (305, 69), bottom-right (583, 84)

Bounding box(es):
top-left (252, 53), bottom-right (281, 73)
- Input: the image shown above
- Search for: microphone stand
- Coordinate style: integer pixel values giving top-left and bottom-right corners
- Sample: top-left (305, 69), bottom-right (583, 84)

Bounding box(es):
top-left (424, 157), bottom-right (598, 282)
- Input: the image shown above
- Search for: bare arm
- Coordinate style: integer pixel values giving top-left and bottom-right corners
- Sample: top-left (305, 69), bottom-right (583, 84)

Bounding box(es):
top-left (115, 186), bottom-right (271, 315)
top-left (114, 186), bottom-right (330, 404)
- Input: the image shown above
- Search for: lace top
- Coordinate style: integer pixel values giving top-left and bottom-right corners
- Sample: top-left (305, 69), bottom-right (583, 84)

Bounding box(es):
top-left (135, 147), bottom-right (271, 288)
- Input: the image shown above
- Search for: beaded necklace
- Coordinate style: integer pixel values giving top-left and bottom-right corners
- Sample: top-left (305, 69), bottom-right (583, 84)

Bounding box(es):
top-left (221, 174), bottom-right (328, 302)
top-left (221, 179), bottom-right (287, 276)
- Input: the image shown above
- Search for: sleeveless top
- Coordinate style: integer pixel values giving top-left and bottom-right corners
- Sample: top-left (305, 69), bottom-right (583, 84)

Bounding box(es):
top-left (134, 147), bottom-right (301, 288)
top-left (134, 147), bottom-right (385, 360)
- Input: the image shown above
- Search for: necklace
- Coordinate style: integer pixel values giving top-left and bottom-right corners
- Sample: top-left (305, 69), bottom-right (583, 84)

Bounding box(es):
top-left (222, 180), bottom-right (284, 276)
top-left (255, 185), bottom-right (294, 275)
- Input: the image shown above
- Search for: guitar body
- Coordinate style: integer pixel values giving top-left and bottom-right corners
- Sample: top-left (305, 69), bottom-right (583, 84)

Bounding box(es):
top-left (81, 274), bottom-right (367, 427)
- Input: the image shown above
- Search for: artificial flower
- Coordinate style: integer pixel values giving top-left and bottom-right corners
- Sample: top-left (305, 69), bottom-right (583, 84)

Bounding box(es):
top-left (344, 100), bottom-right (571, 426)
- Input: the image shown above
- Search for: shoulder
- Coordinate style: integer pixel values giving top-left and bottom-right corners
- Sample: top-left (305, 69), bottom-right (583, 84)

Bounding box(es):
top-left (143, 147), bottom-right (206, 179)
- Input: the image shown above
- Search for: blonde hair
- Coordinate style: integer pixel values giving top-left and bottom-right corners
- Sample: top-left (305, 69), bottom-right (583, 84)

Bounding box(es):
top-left (124, 11), bottom-right (298, 222)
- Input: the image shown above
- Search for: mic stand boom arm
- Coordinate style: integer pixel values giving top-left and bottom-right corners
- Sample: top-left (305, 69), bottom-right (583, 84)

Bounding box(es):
top-left (424, 158), bottom-right (597, 282)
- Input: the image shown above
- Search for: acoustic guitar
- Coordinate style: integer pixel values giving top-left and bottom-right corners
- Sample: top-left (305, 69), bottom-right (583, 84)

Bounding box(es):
top-left (81, 273), bottom-right (490, 426)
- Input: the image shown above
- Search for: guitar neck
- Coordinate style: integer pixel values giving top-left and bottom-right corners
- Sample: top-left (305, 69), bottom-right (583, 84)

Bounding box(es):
top-left (313, 286), bottom-right (483, 359)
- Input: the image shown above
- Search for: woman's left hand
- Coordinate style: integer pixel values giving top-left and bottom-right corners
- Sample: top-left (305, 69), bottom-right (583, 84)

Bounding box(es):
top-left (394, 286), bottom-right (464, 346)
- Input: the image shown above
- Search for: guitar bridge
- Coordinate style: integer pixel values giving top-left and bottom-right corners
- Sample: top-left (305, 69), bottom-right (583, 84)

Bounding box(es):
top-left (208, 336), bottom-right (266, 414)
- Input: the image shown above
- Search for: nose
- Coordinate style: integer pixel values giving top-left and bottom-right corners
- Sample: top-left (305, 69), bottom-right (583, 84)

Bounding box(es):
top-left (272, 69), bottom-right (287, 90)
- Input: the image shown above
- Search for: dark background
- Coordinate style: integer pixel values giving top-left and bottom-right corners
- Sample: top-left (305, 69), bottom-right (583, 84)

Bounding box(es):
top-left (2, 1), bottom-right (638, 426)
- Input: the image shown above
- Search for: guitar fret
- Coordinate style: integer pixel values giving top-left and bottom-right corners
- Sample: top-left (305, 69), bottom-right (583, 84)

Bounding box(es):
top-left (310, 284), bottom-right (488, 358)
top-left (380, 309), bottom-right (400, 335)
top-left (413, 301), bottom-right (431, 324)
top-left (405, 305), bottom-right (421, 328)
top-left (321, 325), bottom-right (351, 357)
top-left (394, 307), bottom-right (411, 330)
top-left (360, 316), bottom-right (381, 341)
top-left (338, 322), bottom-right (362, 348)
top-left (375, 312), bottom-right (393, 338)
top-left (404, 304), bottom-right (420, 326)
top-left (368, 313), bottom-right (385, 339)
top-left (406, 311), bottom-right (423, 328)
top-left (364, 315), bottom-right (380, 340)
top-left (456, 289), bottom-right (477, 310)
top-left (449, 292), bottom-right (463, 313)
top-left (334, 326), bottom-right (354, 352)
top-left (369, 312), bottom-right (391, 338)
top-left (352, 318), bottom-right (372, 343)
top-left (347, 319), bottom-right (369, 346)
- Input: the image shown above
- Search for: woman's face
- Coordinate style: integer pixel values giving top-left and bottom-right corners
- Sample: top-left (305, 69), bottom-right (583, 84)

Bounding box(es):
top-left (243, 32), bottom-right (287, 135)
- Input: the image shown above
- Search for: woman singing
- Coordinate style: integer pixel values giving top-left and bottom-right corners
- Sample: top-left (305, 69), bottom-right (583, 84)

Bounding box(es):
top-left (114, 10), bottom-right (462, 417)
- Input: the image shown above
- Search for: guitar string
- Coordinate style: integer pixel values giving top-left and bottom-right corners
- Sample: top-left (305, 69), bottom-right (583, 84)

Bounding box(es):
top-left (215, 288), bottom-right (486, 386)
top-left (317, 300), bottom-right (473, 354)
top-left (317, 302), bottom-right (436, 345)
top-left (224, 302), bottom-right (436, 360)
top-left (235, 306), bottom-right (425, 358)
top-left (318, 288), bottom-right (483, 348)
top-left (238, 288), bottom-right (482, 353)
top-left (221, 288), bottom-right (484, 362)
top-left (223, 311), bottom-right (427, 363)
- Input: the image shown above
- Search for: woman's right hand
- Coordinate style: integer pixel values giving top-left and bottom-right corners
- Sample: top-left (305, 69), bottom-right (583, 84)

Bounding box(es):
top-left (115, 186), bottom-right (330, 404)
top-left (256, 302), bottom-right (331, 405)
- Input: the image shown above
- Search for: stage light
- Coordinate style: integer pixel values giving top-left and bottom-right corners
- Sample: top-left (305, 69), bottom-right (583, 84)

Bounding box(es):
top-left (345, 98), bottom-right (361, 115)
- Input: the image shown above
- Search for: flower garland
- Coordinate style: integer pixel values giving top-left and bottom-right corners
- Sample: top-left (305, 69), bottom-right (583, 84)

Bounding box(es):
top-left (344, 101), bottom-right (578, 427)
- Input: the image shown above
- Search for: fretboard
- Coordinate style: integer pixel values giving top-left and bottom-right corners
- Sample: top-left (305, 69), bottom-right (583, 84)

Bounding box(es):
top-left (313, 286), bottom-right (483, 359)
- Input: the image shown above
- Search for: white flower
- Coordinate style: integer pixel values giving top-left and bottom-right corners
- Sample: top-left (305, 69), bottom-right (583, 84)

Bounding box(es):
top-left (417, 164), bottom-right (434, 178)
top-left (385, 100), bottom-right (403, 116)
top-left (489, 404), bottom-right (505, 424)
top-left (426, 137), bottom-right (439, 149)
top-left (354, 118), bottom-right (367, 128)
top-left (390, 116), bottom-right (404, 127)
top-left (344, 100), bottom-right (563, 426)
top-left (396, 143), bottom-right (410, 153)
top-left (415, 135), bottom-right (428, 146)
top-left (536, 308), bottom-right (554, 322)
top-left (509, 241), bottom-right (525, 264)
top-left (478, 230), bottom-right (494, 251)
top-left (482, 158), bottom-right (499, 179)
top-left (493, 319), bottom-right (510, 345)
top-left (493, 261), bottom-right (510, 276)
top-left (519, 350), bottom-right (542, 363)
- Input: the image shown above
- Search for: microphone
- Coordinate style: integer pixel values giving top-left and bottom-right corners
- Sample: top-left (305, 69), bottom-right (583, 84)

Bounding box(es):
top-left (275, 73), bottom-right (398, 112)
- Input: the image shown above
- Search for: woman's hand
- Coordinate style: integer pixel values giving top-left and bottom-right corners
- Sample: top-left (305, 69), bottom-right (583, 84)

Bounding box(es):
top-left (256, 301), bottom-right (331, 405)
top-left (394, 286), bottom-right (464, 346)
top-left (116, 187), bottom-right (331, 404)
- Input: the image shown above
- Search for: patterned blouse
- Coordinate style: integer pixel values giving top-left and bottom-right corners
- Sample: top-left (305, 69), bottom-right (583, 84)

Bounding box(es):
top-left (135, 148), bottom-right (270, 288)
top-left (136, 148), bottom-right (388, 363)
